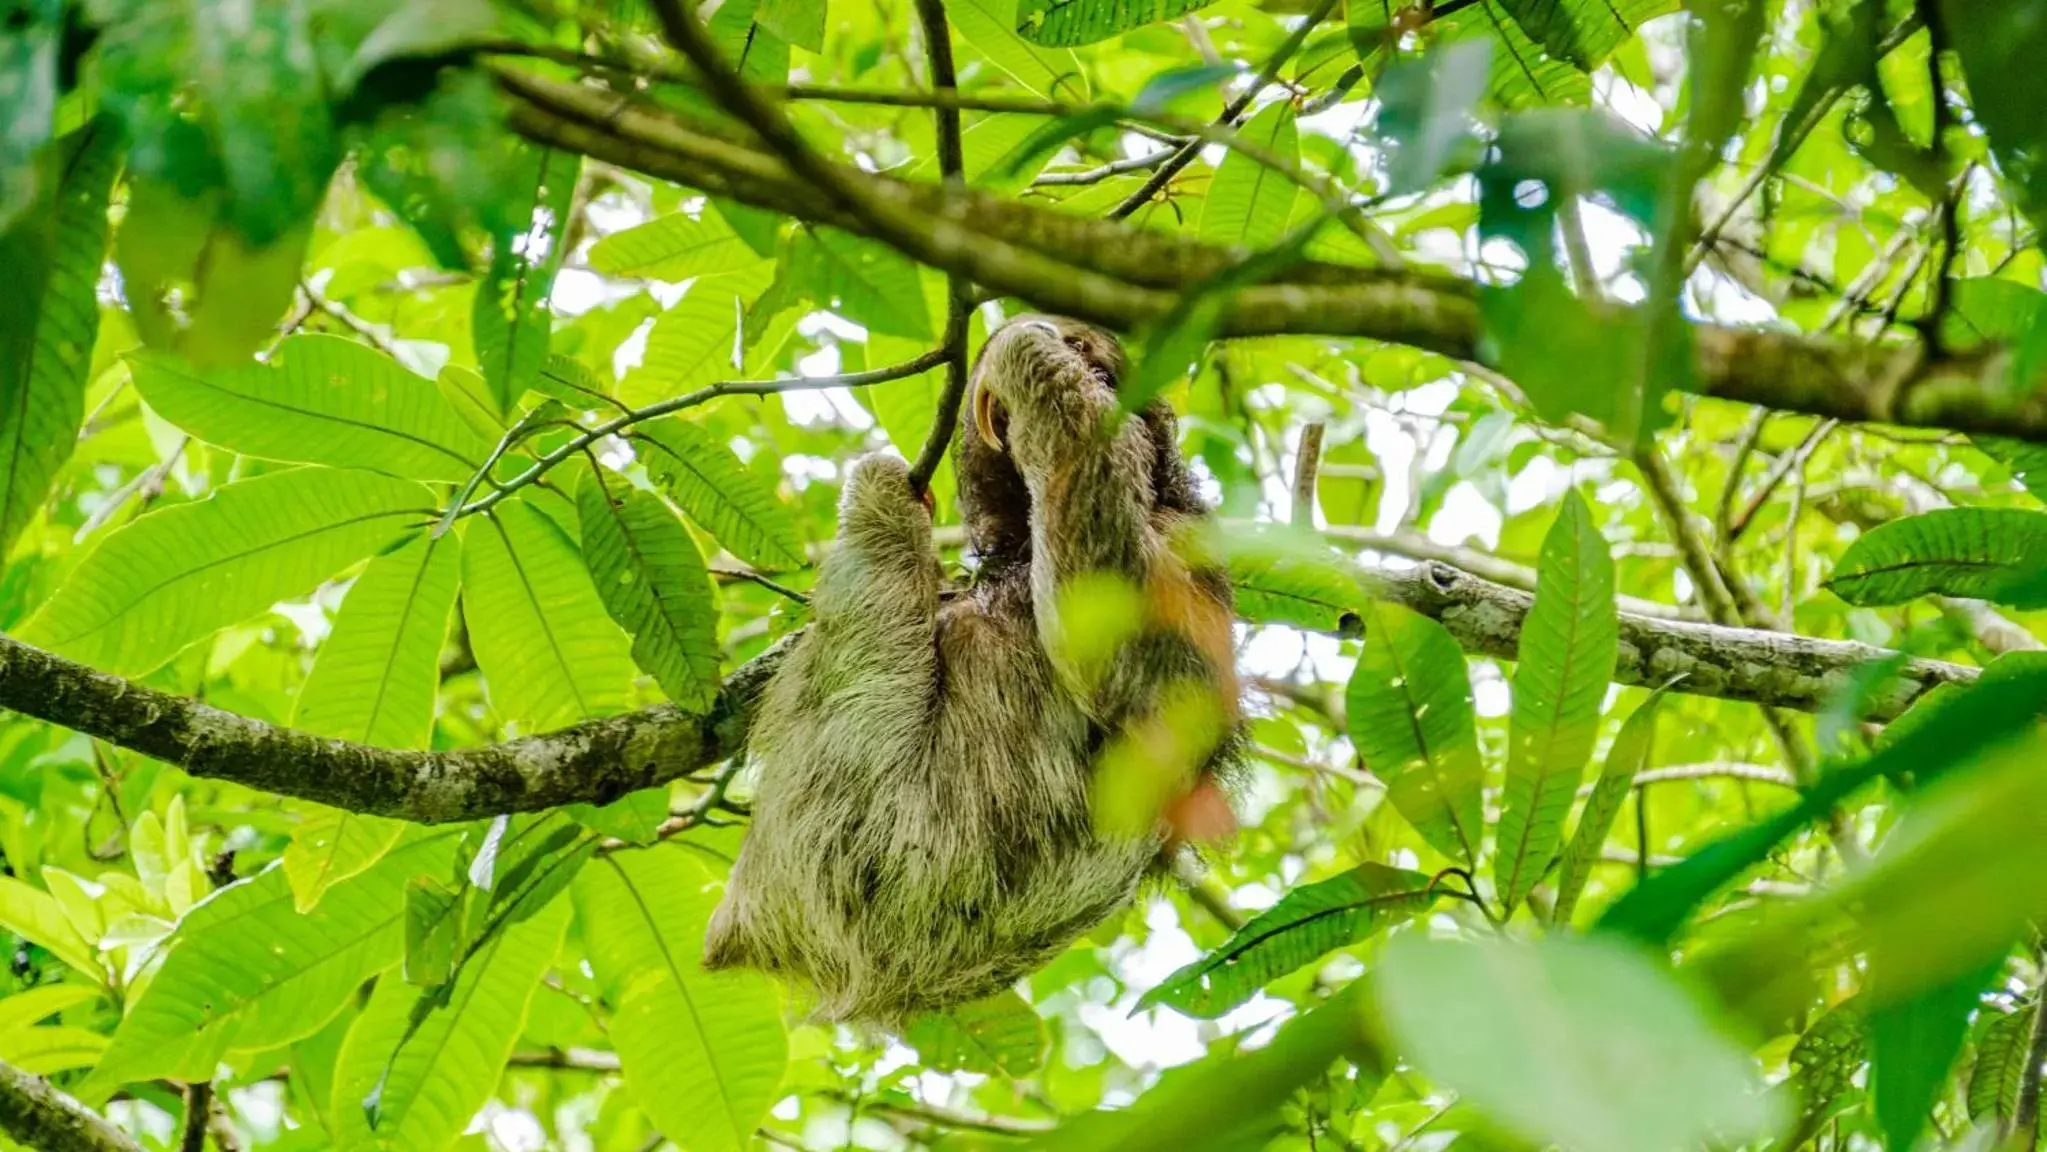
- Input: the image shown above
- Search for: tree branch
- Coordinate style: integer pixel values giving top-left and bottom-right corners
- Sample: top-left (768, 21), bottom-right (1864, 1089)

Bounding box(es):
top-left (494, 69), bottom-right (2040, 444)
top-left (0, 1057), bottom-right (142, 1152)
top-left (0, 557), bottom-right (1974, 823)
top-left (904, 0), bottom-right (972, 496)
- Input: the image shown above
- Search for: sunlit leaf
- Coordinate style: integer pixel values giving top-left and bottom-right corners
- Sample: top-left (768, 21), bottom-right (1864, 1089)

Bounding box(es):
top-left (475, 147), bottom-right (577, 412)
top-left (904, 991), bottom-right (1048, 1076)
top-left (1552, 691), bottom-right (1664, 925)
top-left (1346, 604), bottom-right (1483, 867)
top-left (574, 848), bottom-right (787, 1152)
top-left (1825, 507), bottom-right (2047, 609)
top-left (0, 877), bottom-right (103, 983)
top-left (1198, 101), bottom-right (1299, 251)
top-left (577, 465), bottom-right (722, 711)
top-left (20, 467), bottom-right (433, 676)
top-left (1494, 490), bottom-right (1617, 912)
top-left (1138, 863), bottom-right (1440, 1019)
top-left (588, 209), bottom-right (767, 282)
top-left (1014, 0), bottom-right (1218, 47)
top-left (634, 417), bottom-right (808, 571)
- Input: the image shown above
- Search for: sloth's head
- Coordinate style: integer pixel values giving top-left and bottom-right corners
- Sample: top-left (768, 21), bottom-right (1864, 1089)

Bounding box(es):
top-left (956, 315), bottom-right (1203, 565)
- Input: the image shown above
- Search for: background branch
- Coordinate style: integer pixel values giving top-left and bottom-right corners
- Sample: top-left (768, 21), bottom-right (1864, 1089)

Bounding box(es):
top-left (0, 1057), bottom-right (142, 1152)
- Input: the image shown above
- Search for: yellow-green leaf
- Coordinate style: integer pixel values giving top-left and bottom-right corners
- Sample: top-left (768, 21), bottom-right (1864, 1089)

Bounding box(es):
top-left (578, 466), bottom-right (722, 711)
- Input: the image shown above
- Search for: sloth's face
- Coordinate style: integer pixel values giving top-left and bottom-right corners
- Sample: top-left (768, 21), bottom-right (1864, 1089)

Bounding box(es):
top-left (969, 315), bottom-right (1127, 453)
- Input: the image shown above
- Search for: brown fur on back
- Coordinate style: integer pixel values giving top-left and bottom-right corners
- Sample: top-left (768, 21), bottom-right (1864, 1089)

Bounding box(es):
top-left (704, 317), bottom-right (1241, 1024)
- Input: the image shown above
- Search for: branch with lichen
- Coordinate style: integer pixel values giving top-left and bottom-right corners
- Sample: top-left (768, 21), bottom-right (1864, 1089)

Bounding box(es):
top-left (0, 1057), bottom-right (142, 1152)
top-left (0, 555), bottom-right (1974, 825)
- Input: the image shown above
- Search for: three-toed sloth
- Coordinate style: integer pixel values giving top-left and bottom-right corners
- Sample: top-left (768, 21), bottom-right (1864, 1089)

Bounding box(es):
top-left (705, 316), bottom-right (1243, 1023)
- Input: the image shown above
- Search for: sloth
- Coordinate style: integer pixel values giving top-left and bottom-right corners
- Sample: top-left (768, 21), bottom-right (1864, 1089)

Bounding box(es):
top-left (703, 315), bottom-right (1243, 1023)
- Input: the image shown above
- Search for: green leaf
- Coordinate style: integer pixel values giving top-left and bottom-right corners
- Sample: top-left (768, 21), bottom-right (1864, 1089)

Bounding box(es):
top-left (622, 284), bottom-right (744, 407)
top-left (578, 466), bottom-right (722, 712)
top-left (1552, 691), bottom-right (1663, 925)
top-left (0, 0), bottom-right (60, 229)
top-left (1598, 662), bottom-right (2047, 945)
top-left (1494, 490), bottom-right (1617, 913)
top-left (0, 119), bottom-right (120, 562)
top-left (402, 877), bottom-right (461, 988)
top-left (332, 896), bottom-right (570, 1151)
top-left (1681, 0), bottom-right (1766, 161)
top-left (129, 335), bottom-right (493, 483)
top-left (295, 532), bottom-right (459, 750)
top-left (1014, 0), bottom-right (1219, 47)
top-left (903, 991), bottom-right (1048, 1076)
top-left (574, 848), bottom-right (787, 1152)
top-left (793, 228), bottom-right (933, 339)
top-left (474, 147), bottom-right (577, 412)
top-left (1968, 1004), bottom-right (2037, 1122)
top-left (1780, 1000), bottom-right (1867, 1146)
top-left (0, 1025), bottom-right (108, 1076)
top-left (634, 417), bottom-right (807, 571)
top-left (1869, 960), bottom-right (1999, 1152)
top-left (950, 0), bottom-right (1088, 99)
top-left (188, 0), bottom-right (341, 245)
top-left (587, 209), bottom-right (767, 282)
top-left (0, 985), bottom-right (101, 1033)
top-left (1494, 0), bottom-right (1667, 70)
top-left (20, 467), bottom-right (433, 676)
top-left (1345, 603), bottom-right (1482, 867)
top-left (0, 876), bottom-right (104, 982)
top-left (756, 0), bottom-right (825, 53)
top-left (1943, 0), bottom-right (2047, 233)
top-left (1825, 507), bottom-right (2047, 609)
top-left (117, 177), bottom-right (313, 365)
top-left (81, 833), bottom-right (460, 1098)
top-left (1213, 524), bottom-right (1365, 633)
top-left (1138, 863), bottom-right (1440, 1019)
top-left (283, 809), bottom-right (408, 917)
top-left (1376, 934), bottom-right (1784, 1152)
top-left (461, 499), bottom-right (638, 731)
top-left (1378, 39), bottom-right (1493, 195)
top-left (1198, 101), bottom-right (1299, 251)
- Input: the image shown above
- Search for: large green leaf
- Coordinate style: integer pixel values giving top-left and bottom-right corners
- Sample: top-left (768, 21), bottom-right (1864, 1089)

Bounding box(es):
top-left (1869, 960), bottom-right (1999, 1152)
top-left (1494, 490), bottom-right (1617, 913)
top-left (80, 833), bottom-right (460, 1098)
top-left (285, 534), bottom-right (458, 910)
top-left (574, 848), bottom-right (787, 1152)
top-left (1551, 691), bottom-right (1663, 925)
top-left (633, 417), bottom-right (807, 571)
top-left (0, 119), bottom-right (120, 562)
top-left (1825, 507), bottom-right (2047, 609)
top-left (1377, 935), bottom-right (1783, 1152)
top-left (587, 209), bottom-right (766, 282)
top-left (0, 985), bottom-right (100, 1033)
top-left (1014, 0), bottom-right (1217, 47)
top-left (1346, 603), bottom-right (1483, 867)
top-left (0, 876), bottom-right (103, 982)
top-left (622, 284), bottom-right (745, 407)
top-left (1138, 863), bottom-right (1440, 1019)
top-left (474, 147), bottom-right (577, 413)
top-left (461, 499), bottom-right (637, 731)
top-left (950, 0), bottom-right (1088, 98)
top-left (331, 896), bottom-right (570, 1152)
top-left (20, 467), bottom-right (434, 676)
top-left (1214, 524), bottom-right (1365, 633)
top-left (791, 228), bottom-right (932, 339)
top-left (1198, 101), bottom-right (1299, 251)
top-left (1968, 1004), bottom-right (2037, 1123)
top-left (903, 992), bottom-right (1048, 1076)
top-left (0, 1025), bottom-right (108, 1076)
top-left (578, 466), bottom-right (722, 712)
top-left (1495, 0), bottom-right (1673, 70)
top-left (128, 335), bottom-right (492, 483)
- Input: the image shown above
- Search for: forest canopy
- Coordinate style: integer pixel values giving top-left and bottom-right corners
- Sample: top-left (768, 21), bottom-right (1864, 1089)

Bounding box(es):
top-left (3, 0), bottom-right (2047, 1149)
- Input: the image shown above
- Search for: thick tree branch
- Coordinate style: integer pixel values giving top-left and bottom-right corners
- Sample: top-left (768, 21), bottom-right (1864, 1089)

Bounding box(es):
top-left (0, 559), bottom-right (1974, 824)
top-left (0, 1057), bottom-right (142, 1152)
top-left (495, 69), bottom-right (2040, 444)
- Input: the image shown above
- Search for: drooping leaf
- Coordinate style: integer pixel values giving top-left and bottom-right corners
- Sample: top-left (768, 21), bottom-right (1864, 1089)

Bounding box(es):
top-left (1825, 507), bottom-right (2047, 609)
top-left (1552, 691), bottom-right (1664, 925)
top-left (21, 467), bottom-right (433, 676)
top-left (1138, 863), bottom-right (1441, 1019)
top-left (461, 499), bottom-right (637, 731)
top-left (587, 209), bottom-right (767, 282)
top-left (1346, 603), bottom-right (1483, 867)
top-left (1968, 1004), bottom-right (2037, 1123)
top-left (578, 466), bottom-right (722, 712)
top-left (474, 147), bottom-right (578, 412)
top-left (574, 848), bottom-right (787, 1152)
top-left (129, 335), bottom-right (493, 483)
top-left (80, 833), bottom-right (460, 1098)
top-left (0, 118), bottom-right (120, 563)
top-left (1377, 934), bottom-right (1785, 1152)
top-left (904, 991), bottom-right (1048, 1076)
top-left (1868, 959), bottom-right (2001, 1152)
top-left (633, 416), bottom-right (807, 571)
top-left (1494, 490), bottom-right (1617, 912)
top-left (331, 896), bottom-right (570, 1151)
top-left (1014, 0), bottom-right (1218, 47)
top-left (1198, 101), bottom-right (1299, 251)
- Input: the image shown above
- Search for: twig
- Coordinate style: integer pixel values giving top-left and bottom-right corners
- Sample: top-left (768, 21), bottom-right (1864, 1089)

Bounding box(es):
top-left (75, 436), bottom-right (189, 541)
top-left (300, 280), bottom-right (398, 355)
top-left (1291, 422), bottom-right (1325, 529)
top-left (1109, 0), bottom-right (1342, 221)
top-left (1033, 148), bottom-right (1176, 187)
top-left (711, 568), bottom-right (810, 604)
top-left (452, 350), bottom-right (947, 522)
top-left (178, 1083), bottom-right (212, 1152)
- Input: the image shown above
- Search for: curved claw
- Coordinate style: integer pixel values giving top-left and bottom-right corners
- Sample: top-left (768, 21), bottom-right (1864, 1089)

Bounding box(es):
top-left (973, 382), bottom-right (1005, 452)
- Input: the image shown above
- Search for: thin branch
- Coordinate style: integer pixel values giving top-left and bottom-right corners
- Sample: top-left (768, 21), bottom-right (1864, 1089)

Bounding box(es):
top-left (1291, 422), bottom-right (1326, 529)
top-left (0, 1057), bottom-right (143, 1152)
top-left (1033, 147), bottom-right (1176, 187)
top-left (452, 349), bottom-right (948, 521)
top-left (0, 558), bottom-right (1980, 823)
top-left (712, 568), bottom-right (811, 604)
top-left (904, 0), bottom-right (972, 497)
top-left (178, 1083), bottom-right (211, 1152)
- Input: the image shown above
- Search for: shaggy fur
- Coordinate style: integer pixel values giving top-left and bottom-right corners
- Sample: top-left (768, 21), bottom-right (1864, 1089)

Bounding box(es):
top-left (703, 316), bottom-right (1242, 1023)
